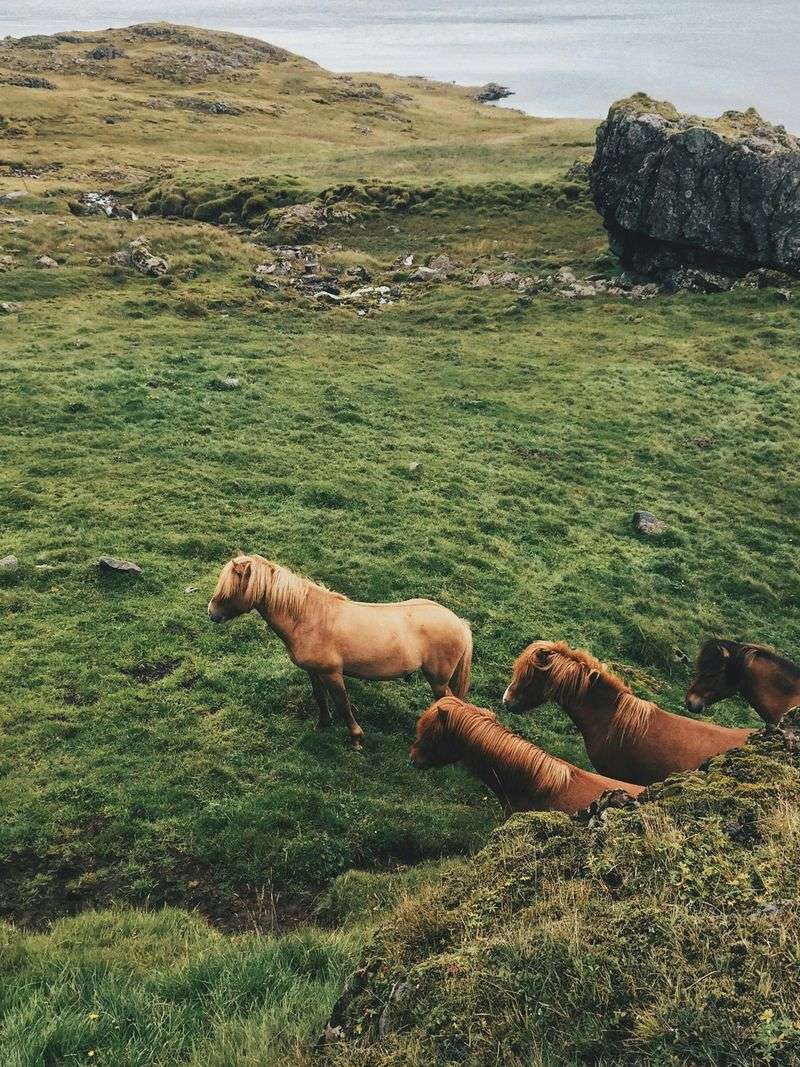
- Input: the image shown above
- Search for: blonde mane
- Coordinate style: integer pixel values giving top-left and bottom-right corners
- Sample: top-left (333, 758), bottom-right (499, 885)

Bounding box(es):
top-left (519, 641), bottom-right (658, 741)
top-left (213, 554), bottom-right (346, 621)
top-left (425, 697), bottom-right (572, 798)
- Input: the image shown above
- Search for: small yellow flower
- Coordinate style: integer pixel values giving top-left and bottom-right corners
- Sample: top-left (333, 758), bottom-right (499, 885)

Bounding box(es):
top-left (760, 1009), bottom-right (775, 1023)
top-left (87, 1012), bottom-right (99, 1021)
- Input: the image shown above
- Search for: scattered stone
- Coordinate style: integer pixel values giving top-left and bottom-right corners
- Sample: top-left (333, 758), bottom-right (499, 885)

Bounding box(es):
top-left (184, 585), bottom-right (199, 594)
top-left (776, 288), bottom-right (793, 301)
top-left (565, 160), bottom-right (592, 182)
top-left (0, 554), bottom-right (19, 574)
top-left (427, 253), bottom-right (460, 274)
top-left (97, 555), bottom-right (141, 574)
top-left (87, 44), bottom-right (125, 60)
top-left (107, 250), bottom-right (132, 268)
top-left (174, 97), bottom-right (242, 116)
top-left (632, 510), bottom-right (668, 536)
top-left (473, 82), bottom-right (513, 103)
top-left (0, 301), bottom-right (21, 314)
top-left (352, 124), bottom-right (373, 136)
top-left (219, 376), bottom-right (241, 389)
top-left (36, 255), bottom-right (58, 269)
top-left (129, 236), bottom-right (169, 277)
top-left (3, 75), bottom-right (57, 90)
top-left (408, 266), bottom-right (441, 283)
top-left (662, 267), bottom-right (733, 294)
top-left (408, 461), bottom-right (423, 475)
top-left (69, 192), bottom-right (137, 220)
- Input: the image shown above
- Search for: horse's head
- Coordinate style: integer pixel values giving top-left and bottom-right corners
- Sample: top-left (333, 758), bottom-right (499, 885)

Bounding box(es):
top-left (502, 641), bottom-right (557, 712)
top-left (686, 639), bottom-right (742, 712)
top-left (208, 554), bottom-right (263, 623)
top-left (410, 698), bottom-right (496, 769)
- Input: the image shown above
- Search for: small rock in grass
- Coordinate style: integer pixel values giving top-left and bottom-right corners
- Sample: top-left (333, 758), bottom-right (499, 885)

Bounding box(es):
top-left (0, 554), bottom-right (19, 573)
top-left (0, 301), bottom-right (22, 314)
top-left (184, 585), bottom-right (199, 594)
top-left (632, 510), bottom-right (668, 536)
top-left (408, 266), bottom-right (440, 283)
top-left (97, 555), bottom-right (142, 574)
top-left (36, 255), bottom-right (58, 269)
top-left (219, 376), bottom-right (241, 389)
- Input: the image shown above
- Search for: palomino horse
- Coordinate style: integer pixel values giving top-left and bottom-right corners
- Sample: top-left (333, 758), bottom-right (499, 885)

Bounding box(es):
top-left (502, 640), bottom-right (753, 786)
top-left (410, 696), bottom-right (643, 814)
top-left (686, 639), bottom-right (800, 724)
top-left (208, 554), bottom-right (472, 749)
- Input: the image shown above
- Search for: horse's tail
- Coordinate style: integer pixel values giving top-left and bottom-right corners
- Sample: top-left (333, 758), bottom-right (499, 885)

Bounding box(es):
top-left (450, 622), bottom-right (473, 699)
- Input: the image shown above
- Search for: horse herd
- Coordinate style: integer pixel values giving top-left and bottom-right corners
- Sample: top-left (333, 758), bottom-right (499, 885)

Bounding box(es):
top-left (208, 553), bottom-right (800, 815)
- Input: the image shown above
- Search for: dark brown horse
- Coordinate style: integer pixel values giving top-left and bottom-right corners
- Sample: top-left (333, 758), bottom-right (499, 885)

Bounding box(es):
top-left (410, 695), bottom-right (643, 814)
top-left (503, 640), bottom-right (753, 786)
top-left (686, 639), bottom-right (800, 724)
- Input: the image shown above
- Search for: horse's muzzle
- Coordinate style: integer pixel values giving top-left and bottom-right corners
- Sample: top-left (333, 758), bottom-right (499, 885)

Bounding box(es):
top-left (685, 693), bottom-right (705, 713)
top-left (207, 603), bottom-right (226, 624)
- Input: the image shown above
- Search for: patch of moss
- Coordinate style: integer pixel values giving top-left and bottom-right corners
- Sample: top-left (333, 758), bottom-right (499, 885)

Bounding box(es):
top-left (322, 720), bottom-right (800, 1065)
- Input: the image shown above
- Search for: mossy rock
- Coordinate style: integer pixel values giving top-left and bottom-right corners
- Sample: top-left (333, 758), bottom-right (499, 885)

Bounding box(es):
top-left (322, 718), bottom-right (800, 1066)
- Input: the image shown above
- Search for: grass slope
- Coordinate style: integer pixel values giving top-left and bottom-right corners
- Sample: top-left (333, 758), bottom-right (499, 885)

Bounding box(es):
top-left (1, 20), bottom-right (799, 1067)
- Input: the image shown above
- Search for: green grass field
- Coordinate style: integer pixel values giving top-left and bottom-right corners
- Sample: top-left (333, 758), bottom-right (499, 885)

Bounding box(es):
top-left (1, 21), bottom-right (799, 1066)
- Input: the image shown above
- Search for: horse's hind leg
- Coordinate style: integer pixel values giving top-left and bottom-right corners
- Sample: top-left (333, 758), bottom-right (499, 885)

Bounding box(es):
top-left (320, 670), bottom-right (364, 751)
top-left (309, 672), bottom-right (331, 729)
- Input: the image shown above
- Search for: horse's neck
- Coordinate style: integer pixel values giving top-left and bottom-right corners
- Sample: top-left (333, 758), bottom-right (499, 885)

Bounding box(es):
top-left (743, 657), bottom-right (800, 721)
top-left (458, 728), bottom-right (558, 809)
top-left (255, 572), bottom-right (311, 643)
top-left (560, 677), bottom-right (620, 751)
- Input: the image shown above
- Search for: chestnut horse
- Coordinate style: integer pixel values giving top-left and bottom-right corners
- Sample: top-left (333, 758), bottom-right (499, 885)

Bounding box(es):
top-left (503, 640), bottom-right (753, 786)
top-left (410, 695), bottom-right (643, 814)
top-left (208, 554), bottom-right (472, 749)
top-left (686, 639), bottom-right (800, 724)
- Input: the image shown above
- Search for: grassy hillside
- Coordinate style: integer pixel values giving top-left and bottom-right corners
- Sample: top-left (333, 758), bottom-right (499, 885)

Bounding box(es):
top-left (1, 21), bottom-right (799, 1066)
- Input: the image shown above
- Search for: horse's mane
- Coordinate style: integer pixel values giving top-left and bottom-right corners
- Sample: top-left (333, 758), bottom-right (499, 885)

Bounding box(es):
top-left (213, 554), bottom-right (346, 620)
top-left (697, 639), bottom-right (800, 681)
top-left (519, 641), bottom-right (658, 741)
top-left (426, 697), bottom-right (572, 797)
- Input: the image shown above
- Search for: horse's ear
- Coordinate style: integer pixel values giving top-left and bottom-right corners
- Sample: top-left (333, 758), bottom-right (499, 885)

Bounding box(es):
top-left (588, 668), bottom-right (601, 685)
top-left (534, 646), bottom-right (552, 665)
top-left (436, 702), bottom-right (449, 724)
top-left (232, 558), bottom-right (251, 578)
top-left (717, 642), bottom-right (730, 659)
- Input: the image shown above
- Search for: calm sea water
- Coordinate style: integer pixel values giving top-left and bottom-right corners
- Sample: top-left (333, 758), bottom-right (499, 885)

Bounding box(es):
top-left (4, 1), bottom-right (799, 131)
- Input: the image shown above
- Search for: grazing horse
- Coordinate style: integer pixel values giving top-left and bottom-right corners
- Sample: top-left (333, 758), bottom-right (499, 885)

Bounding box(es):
top-left (208, 554), bottom-right (472, 749)
top-left (502, 640), bottom-right (753, 786)
top-left (686, 639), bottom-right (800, 724)
top-left (410, 696), bottom-right (643, 814)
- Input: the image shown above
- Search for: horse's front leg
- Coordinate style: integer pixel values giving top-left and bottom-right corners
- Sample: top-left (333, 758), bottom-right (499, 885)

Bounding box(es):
top-left (320, 670), bottom-right (364, 751)
top-left (309, 671), bottom-right (331, 730)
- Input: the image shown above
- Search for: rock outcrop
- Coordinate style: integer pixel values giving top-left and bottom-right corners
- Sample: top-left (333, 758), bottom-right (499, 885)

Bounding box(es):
top-left (592, 94), bottom-right (800, 276)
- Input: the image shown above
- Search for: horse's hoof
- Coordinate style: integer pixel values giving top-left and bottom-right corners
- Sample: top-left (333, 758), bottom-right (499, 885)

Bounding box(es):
top-left (350, 739), bottom-right (364, 752)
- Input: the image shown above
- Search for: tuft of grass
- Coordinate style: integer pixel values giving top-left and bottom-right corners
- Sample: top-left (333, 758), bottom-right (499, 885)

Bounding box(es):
top-left (0, 908), bottom-right (359, 1066)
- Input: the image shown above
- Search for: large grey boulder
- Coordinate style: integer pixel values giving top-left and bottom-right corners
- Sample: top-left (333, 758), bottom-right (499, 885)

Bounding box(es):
top-left (591, 94), bottom-right (800, 276)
